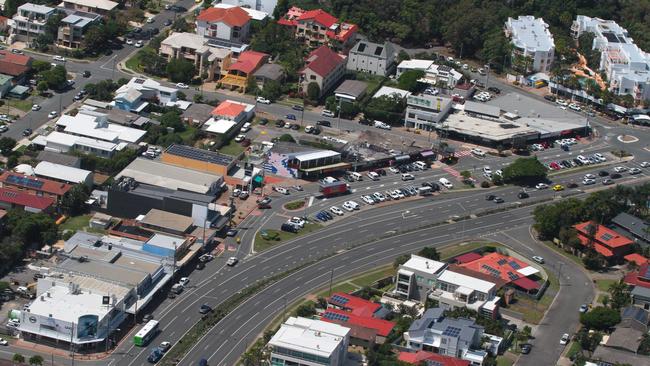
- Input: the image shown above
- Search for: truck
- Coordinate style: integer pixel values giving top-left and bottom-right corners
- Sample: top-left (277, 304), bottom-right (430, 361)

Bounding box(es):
top-left (319, 181), bottom-right (349, 197)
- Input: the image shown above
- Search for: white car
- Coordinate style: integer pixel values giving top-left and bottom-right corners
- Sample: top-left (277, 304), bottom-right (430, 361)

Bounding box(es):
top-left (560, 333), bottom-right (570, 345)
top-left (372, 192), bottom-right (386, 202)
top-left (577, 155), bottom-right (590, 164)
top-left (179, 277), bottom-right (189, 286)
top-left (614, 166), bottom-right (627, 173)
top-left (568, 103), bottom-right (581, 111)
top-left (389, 190), bottom-right (401, 200)
top-left (330, 206), bottom-right (344, 216)
top-left (640, 162), bottom-right (650, 168)
top-left (274, 186), bottom-right (289, 195)
top-left (483, 166), bottom-right (492, 175)
top-left (234, 134), bottom-right (246, 142)
top-left (146, 16), bottom-right (154, 23)
top-left (289, 217), bottom-right (305, 228)
top-left (31, 104), bottom-right (41, 111)
top-left (126, 39), bottom-right (133, 45)
top-left (584, 173), bottom-right (596, 180)
top-left (593, 153), bottom-right (606, 162)
top-left (629, 167), bottom-right (642, 175)
top-left (389, 167), bottom-right (400, 174)
top-left (361, 195), bottom-right (375, 205)
top-left (342, 201), bottom-right (356, 211)
top-left (471, 148), bottom-right (486, 157)
top-left (582, 178), bottom-right (596, 185)
top-left (226, 257), bottom-right (238, 266)
top-left (439, 178), bottom-right (453, 189)
top-left (48, 111), bottom-right (58, 118)
top-left (0, 338), bottom-right (7, 346)
top-left (52, 55), bottom-right (65, 62)
top-left (176, 83), bottom-right (189, 89)
top-left (495, 169), bottom-right (503, 176)
top-left (343, 201), bottom-right (359, 211)
top-left (374, 121), bottom-right (391, 130)
top-left (256, 96), bottom-right (271, 104)
top-left (321, 110), bottom-right (335, 117)
top-left (367, 171), bottom-right (380, 181)
top-left (401, 173), bottom-right (415, 181)
top-left (556, 99), bottom-right (568, 107)
top-left (535, 183), bottom-right (548, 190)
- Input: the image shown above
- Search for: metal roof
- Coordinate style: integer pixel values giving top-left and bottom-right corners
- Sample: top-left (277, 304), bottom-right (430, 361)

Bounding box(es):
top-left (165, 144), bottom-right (234, 166)
top-left (464, 101), bottom-right (501, 118)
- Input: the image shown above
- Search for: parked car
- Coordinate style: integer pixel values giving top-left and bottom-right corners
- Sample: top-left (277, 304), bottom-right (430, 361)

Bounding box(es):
top-left (226, 257), bottom-right (238, 266)
top-left (22, 128), bottom-right (32, 136)
top-left (532, 256), bottom-right (544, 264)
top-left (48, 111), bottom-right (58, 118)
top-left (52, 55), bottom-right (66, 62)
top-left (535, 183), bottom-right (548, 190)
top-left (629, 167), bottom-right (642, 175)
top-left (330, 206), bottom-right (344, 216)
top-left (321, 109), bottom-right (335, 117)
top-left (518, 191), bottom-right (529, 199)
top-left (285, 114), bottom-right (297, 120)
top-left (256, 96), bottom-right (271, 104)
top-left (579, 304), bottom-right (589, 313)
top-left (471, 148), bottom-right (486, 157)
top-left (520, 344), bottom-right (531, 354)
top-left (199, 304), bottom-right (212, 314)
top-left (292, 104), bottom-right (304, 111)
top-left (316, 120), bottom-right (331, 127)
top-left (560, 333), bottom-right (570, 345)
top-left (176, 83), bottom-right (189, 89)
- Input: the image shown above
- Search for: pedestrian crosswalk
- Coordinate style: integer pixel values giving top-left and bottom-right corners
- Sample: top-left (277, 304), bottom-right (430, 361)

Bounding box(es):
top-left (455, 149), bottom-right (473, 158)
top-left (442, 166), bottom-right (462, 179)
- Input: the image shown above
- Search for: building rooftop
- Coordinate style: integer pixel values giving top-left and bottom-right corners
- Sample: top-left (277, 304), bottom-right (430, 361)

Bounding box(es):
top-left (574, 221), bottom-right (634, 248)
top-left (334, 79), bottom-right (368, 101)
top-left (302, 45), bottom-right (345, 78)
top-left (0, 171), bottom-right (72, 196)
top-left (350, 40), bottom-right (393, 59)
top-left (17, 3), bottom-right (55, 14)
top-left (269, 317), bottom-right (350, 358)
top-left (443, 113), bottom-right (538, 143)
top-left (146, 233), bottom-right (187, 251)
top-left (211, 100), bottom-right (247, 118)
top-left (45, 131), bottom-right (119, 152)
top-left (612, 212), bottom-right (649, 241)
top-left (228, 50), bottom-right (268, 74)
top-left (373, 86), bottom-right (411, 99)
top-left (141, 208), bottom-right (194, 233)
top-left (459, 252), bottom-right (539, 286)
top-left (328, 292), bottom-right (382, 318)
top-left (36, 151), bottom-right (81, 167)
top-left (297, 8), bottom-right (338, 28)
top-left (401, 254), bottom-right (447, 275)
top-left (437, 270), bottom-right (496, 294)
top-left (398, 350), bottom-right (470, 366)
top-left (203, 118), bottom-right (237, 134)
top-left (0, 50), bottom-right (31, 77)
top-left (463, 101), bottom-right (501, 119)
top-left (505, 16), bottom-right (555, 53)
top-left (322, 309), bottom-right (394, 336)
top-left (214, 3), bottom-right (267, 21)
top-left (164, 144), bottom-right (235, 166)
top-left (196, 6), bottom-right (251, 27)
top-left (60, 11), bottom-right (100, 28)
top-left (60, 0), bottom-right (118, 11)
top-left (397, 59), bottom-right (435, 71)
top-left (34, 161), bottom-right (91, 184)
top-left (182, 103), bottom-right (215, 124)
top-left (60, 110), bottom-right (146, 143)
top-left (0, 187), bottom-right (54, 210)
top-left (253, 63), bottom-right (285, 80)
top-left (161, 32), bottom-right (207, 51)
top-left (407, 307), bottom-right (483, 346)
top-left (116, 159), bottom-right (221, 194)
top-left (27, 284), bottom-right (111, 325)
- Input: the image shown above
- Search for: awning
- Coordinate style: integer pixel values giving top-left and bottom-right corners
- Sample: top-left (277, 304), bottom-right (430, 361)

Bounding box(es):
top-left (254, 175), bottom-right (264, 184)
top-left (512, 277), bottom-right (540, 291)
top-left (420, 150), bottom-right (435, 157)
top-left (516, 266), bottom-right (539, 277)
top-left (300, 162), bottom-right (351, 173)
top-left (395, 155), bottom-right (410, 162)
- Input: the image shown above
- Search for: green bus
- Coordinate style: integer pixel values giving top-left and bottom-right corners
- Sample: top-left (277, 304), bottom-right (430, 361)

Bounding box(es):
top-left (134, 320), bottom-right (159, 346)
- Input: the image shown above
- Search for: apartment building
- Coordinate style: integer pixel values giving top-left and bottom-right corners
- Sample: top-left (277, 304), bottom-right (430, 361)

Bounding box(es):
top-left (395, 255), bottom-right (448, 301)
top-left (114, 77), bottom-right (179, 112)
top-left (571, 15), bottom-right (650, 101)
top-left (221, 0), bottom-right (277, 14)
top-left (346, 40), bottom-right (395, 76)
top-left (504, 16), bottom-right (555, 73)
top-left (58, 0), bottom-right (117, 17)
top-left (279, 7), bottom-right (357, 51)
top-left (431, 269), bottom-right (500, 319)
top-left (56, 11), bottom-right (100, 49)
top-left (196, 6), bottom-right (251, 44)
top-left (300, 45), bottom-right (346, 98)
top-left (159, 32), bottom-right (233, 81)
top-left (10, 3), bottom-right (57, 43)
top-left (404, 95), bottom-right (453, 130)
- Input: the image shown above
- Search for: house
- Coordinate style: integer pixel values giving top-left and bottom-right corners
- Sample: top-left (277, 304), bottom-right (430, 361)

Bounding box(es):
top-left (159, 32), bottom-right (233, 81)
top-left (571, 16), bottom-right (650, 102)
top-left (214, 3), bottom-right (268, 21)
top-left (396, 59), bottom-right (435, 78)
top-left (114, 77), bottom-right (178, 112)
top-left (504, 16), bottom-right (555, 73)
top-left (267, 317), bottom-right (350, 366)
top-left (34, 161), bottom-right (93, 187)
top-left (612, 212), bottom-right (650, 248)
top-left (334, 79), bottom-right (368, 102)
top-left (218, 50), bottom-right (268, 92)
top-left (36, 151), bottom-right (82, 168)
top-left (346, 40), bottom-right (396, 76)
top-left (573, 221), bottom-right (634, 259)
top-left (431, 268), bottom-right (500, 319)
top-left (41, 131), bottom-right (121, 158)
top-left (58, 0), bottom-right (118, 17)
top-left (0, 49), bottom-right (32, 83)
top-left (398, 350), bottom-right (470, 366)
top-left (373, 86), bottom-right (411, 100)
top-left (220, 0), bottom-right (277, 14)
top-left (395, 254), bottom-right (448, 301)
top-left (321, 308), bottom-right (395, 345)
top-left (55, 109), bottom-right (146, 145)
top-left (0, 171), bottom-right (72, 203)
top-left (404, 307), bottom-right (488, 366)
top-left (300, 45), bottom-right (346, 97)
top-left (139, 208), bottom-right (195, 237)
top-left (181, 103), bottom-right (215, 126)
top-left (10, 3), bottom-right (57, 43)
top-left (624, 263), bottom-right (650, 309)
top-left (404, 95), bottom-right (453, 130)
top-left (56, 11), bottom-right (101, 49)
top-left (196, 6), bottom-right (251, 44)
top-left (323, 293), bottom-right (393, 346)
top-left (202, 100), bottom-right (255, 137)
top-left (253, 63), bottom-right (285, 88)
top-left (458, 252), bottom-right (542, 294)
top-left (0, 74), bottom-right (12, 98)
top-left (161, 144), bottom-right (237, 177)
top-left (593, 306), bottom-right (649, 361)
top-left (282, 8), bottom-right (357, 51)
top-left (0, 187), bottom-right (55, 213)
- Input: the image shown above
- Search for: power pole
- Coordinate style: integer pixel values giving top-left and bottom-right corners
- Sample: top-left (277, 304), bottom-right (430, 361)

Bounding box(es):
top-left (328, 269), bottom-right (334, 296)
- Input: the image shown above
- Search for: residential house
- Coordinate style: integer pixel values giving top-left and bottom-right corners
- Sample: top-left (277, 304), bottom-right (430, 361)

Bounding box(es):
top-left (0, 171), bottom-right (73, 203)
top-left (268, 316), bottom-right (350, 366)
top-left (431, 268), bottom-right (500, 319)
top-left (571, 15), bottom-right (650, 102)
top-left (41, 131), bottom-right (121, 158)
top-left (300, 45), bottom-right (346, 97)
top-left (573, 221), bottom-right (634, 259)
top-left (281, 8), bottom-right (357, 51)
top-left (203, 99), bottom-right (255, 136)
top-left (196, 6), bottom-right (251, 44)
top-left (346, 40), bottom-right (396, 76)
top-left (395, 254), bottom-right (448, 301)
top-left (395, 59), bottom-right (464, 88)
top-left (221, 0), bottom-right (277, 14)
top-left (624, 263), bottom-right (650, 309)
top-left (159, 32), bottom-right (233, 81)
top-left (396, 59), bottom-right (435, 78)
top-left (0, 74), bottom-right (12, 98)
top-left (404, 307), bottom-right (488, 366)
top-left (322, 293), bottom-right (394, 346)
top-left (404, 95), bottom-right (453, 130)
top-left (114, 77), bottom-right (179, 112)
top-left (0, 50), bottom-right (32, 83)
top-left (504, 16), bottom-right (555, 73)
top-left (55, 109), bottom-right (147, 145)
top-left (218, 50), bottom-right (268, 92)
top-left (0, 187), bottom-right (55, 213)
top-left (56, 11), bottom-right (101, 49)
top-left (36, 151), bottom-right (81, 168)
top-left (10, 3), bottom-right (57, 43)
top-left (612, 212), bottom-right (650, 248)
top-left (591, 307), bottom-right (650, 365)
top-left (214, 3), bottom-right (268, 21)
top-left (458, 252), bottom-right (542, 294)
top-left (398, 351), bottom-right (470, 366)
top-left (58, 0), bottom-right (118, 17)
top-left (253, 63), bottom-right (285, 88)
top-left (181, 103), bottom-right (214, 126)
top-left (334, 79), bottom-right (367, 102)
top-left (34, 162), bottom-right (93, 187)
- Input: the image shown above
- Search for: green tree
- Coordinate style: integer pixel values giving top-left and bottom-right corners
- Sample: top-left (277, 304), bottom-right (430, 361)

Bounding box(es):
top-left (0, 137), bottom-right (17, 156)
top-left (28, 355), bottom-right (43, 366)
top-left (36, 81), bottom-right (48, 94)
top-left (398, 70), bottom-right (424, 92)
top-left (580, 306), bottom-right (621, 330)
top-left (172, 18), bottom-right (191, 32)
top-left (273, 0), bottom-right (289, 19)
top-left (295, 301), bottom-right (316, 317)
top-left (7, 210), bottom-right (58, 246)
top-left (12, 353), bottom-right (24, 365)
top-left (393, 254), bottom-right (410, 268)
top-left (60, 185), bottom-right (90, 216)
top-left (502, 157), bottom-right (547, 185)
top-left (32, 60), bottom-right (52, 73)
top-left (278, 134), bottom-right (295, 143)
top-left (261, 80), bottom-right (283, 102)
top-left (363, 94), bottom-right (407, 125)
top-left (306, 82), bottom-right (320, 101)
top-left (460, 170), bottom-right (471, 179)
top-left (608, 281), bottom-right (631, 309)
top-left (166, 58), bottom-right (195, 83)
top-left (159, 111), bottom-right (186, 132)
top-left (532, 198), bottom-right (584, 240)
top-left (84, 80), bottom-right (119, 101)
top-left (417, 247), bottom-right (440, 260)
top-left (41, 65), bottom-right (68, 90)
top-left (3, 0), bottom-right (17, 18)
top-left (82, 24), bottom-right (108, 53)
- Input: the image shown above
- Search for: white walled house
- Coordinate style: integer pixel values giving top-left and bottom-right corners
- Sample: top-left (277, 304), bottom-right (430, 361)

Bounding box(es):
top-left (504, 16), bottom-right (555, 73)
top-left (10, 3), bottom-right (57, 42)
top-left (221, 0), bottom-right (277, 14)
top-left (346, 40), bottom-right (395, 76)
top-left (196, 6), bottom-right (251, 44)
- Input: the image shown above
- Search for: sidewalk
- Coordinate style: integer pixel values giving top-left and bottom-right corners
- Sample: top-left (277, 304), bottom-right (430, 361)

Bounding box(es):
top-left (13, 339), bottom-right (111, 361)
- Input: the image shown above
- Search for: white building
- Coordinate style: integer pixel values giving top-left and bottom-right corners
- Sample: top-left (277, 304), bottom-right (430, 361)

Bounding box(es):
top-left (395, 255), bottom-right (448, 301)
top-left (346, 40), bottom-right (395, 76)
top-left (214, 3), bottom-right (268, 21)
top-left (396, 59), bottom-right (435, 78)
top-left (431, 269), bottom-right (500, 318)
top-left (114, 77), bottom-right (178, 112)
top-left (571, 15), bottom-right (650, 101)
top-left (220, 0), bottom-right (277, 15)
top-left (403, 95), bottom-right (453, 130)
top-left (41, 131), bottom-right (121, 158)
top-left (196, 6), bottom-right (251, 44)
top-left (9, 3), bottom-right (57, 42)
top-left (56, 110), bottom-right (146, 145)
top-left (34, 161), bottom-right (93, 186)
top-left (504, 16), bottom-right (555, 73)
top-left (268, 317), bottom-right (350, 366)
top-left (396, 60), bottom-right (464, 88)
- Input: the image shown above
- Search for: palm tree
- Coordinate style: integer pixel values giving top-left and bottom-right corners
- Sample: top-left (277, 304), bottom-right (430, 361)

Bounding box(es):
top-left (12, 353), bottom-right (24, 365)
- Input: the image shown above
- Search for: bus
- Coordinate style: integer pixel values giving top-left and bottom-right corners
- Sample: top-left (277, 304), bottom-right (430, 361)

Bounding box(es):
top-left (134, 320), bottom-right (159, 346)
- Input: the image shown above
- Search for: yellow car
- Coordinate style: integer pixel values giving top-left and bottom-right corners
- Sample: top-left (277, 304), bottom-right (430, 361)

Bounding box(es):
top-left (552, 184), bottom-right (564, 191)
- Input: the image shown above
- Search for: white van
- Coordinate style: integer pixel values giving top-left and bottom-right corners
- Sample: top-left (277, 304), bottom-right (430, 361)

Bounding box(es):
top-left (374, 121), bottom-right (391, 130)
top-left (321, 176), bottom-right (338, 184)
top-left (439, 178), bottom-right (453, 189)
top-left (401, 173), bottom-right (415, 181)
top-left (348, 172), bottom-right (363, 181)
top-left (321, 109), bottom-right (335, 117)
top-left (366, 171), bottom-right (379, 181)
top-left (418, 186), bottom-right (432, 196)
top-left (240, 123), bottom-right (251, 132)
top-left (414, 161), bottom-right (428, 170)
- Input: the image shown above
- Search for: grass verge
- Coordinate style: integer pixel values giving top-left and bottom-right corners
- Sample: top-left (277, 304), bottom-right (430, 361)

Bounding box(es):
top-left (566, 341), bottom-right (581, 359)
top-left (505, 269), bottom-right (558, 324)
top-left (218, 139), bottom-right (246, 156)
top-left (125, 52), bottom-right (144, 73)
top-left (595, 279), bottom-right (616, 292)
top-left (496, 357), bottom-right (514, 366)
top-left (542, 240), bottom-right (584, 267)
top-left (5, 98), bottom-right (34, 112)
top-left (254, 223), bottom-right (322, 252)
top-left (59, 214), bottom-right (91, 231)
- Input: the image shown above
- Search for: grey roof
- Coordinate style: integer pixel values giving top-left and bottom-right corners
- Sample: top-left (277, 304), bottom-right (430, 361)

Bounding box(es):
top-left (612, 212), bottom-right (649, 240)
top-left (407, 307), bottom-right (482, 344)
top-left (350, 40), bottom-right (394, 59)
top-left (408, 307), bottom-right (444, 333)
top-left (632, 285), bottom-right (650, 299)
top-left (464, 101), bottom-right (501, 118)
top-left (334, 80), bottom-right (368, 100)
top-left (605, 327), bottom-right (644, 353)
top-left (253, 63), bottom-right (285, 81)
top-left (182, 103), bottom-right (214, 124)
top-left (105, 108), bottom-right (145, 126)
top-left (165, 144), bottom-right (235, 167)
top-left (37, 151), bottom-right (81, 168)
top-left (593, 345), bottom-right (650, 366)
top-left (621, 306), bottom-right (649, 330)
top-left (128, 183), bottom-right (215, 206)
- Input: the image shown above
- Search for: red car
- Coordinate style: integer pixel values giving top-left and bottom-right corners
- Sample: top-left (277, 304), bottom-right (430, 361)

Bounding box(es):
top-left (549, 162), bottom-right (561, 170)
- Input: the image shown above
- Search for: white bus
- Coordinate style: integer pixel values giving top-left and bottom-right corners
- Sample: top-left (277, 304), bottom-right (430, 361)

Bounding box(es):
top-left (134, 320), bottom-right (159, 346)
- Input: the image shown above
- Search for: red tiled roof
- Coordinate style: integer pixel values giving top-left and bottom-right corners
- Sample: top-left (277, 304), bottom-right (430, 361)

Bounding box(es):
top-left (574, 221), bottom-right (634, 248)
top-left (228, 50), bottom-right (268, 75)
top-left (277, 6), bottom-right (305, 26)
top-left (0, 187), bottom-right (54, 210)
top-left (512, 276), bottom-right (540, 291)
top-left (211, 101), bottom-right (246, 118)
top-left (322, 309), bottom-right (395, 337)
top-left (625, 253), bottom-right (649, 266)
top-left (398, 351), bottom-right (470, 366)
top-left (624, 263), bottom-right (650, 289)
top-left (297, 9), bottom-right (338, 28)
top-left (302, 45), bottom-right (344, 78)
top-left (196, 6), bottom-right (251, 27)
top-left (0, 171), bottom-right (72, 196)
top-left (326, 23), bottom-right (358, 42)
top-left (459, 252), bottom-right (537, 284)
top-left (454, 252), bottom-right (482, 264)
top-left (0, 50), bottom-right (31, 66)
top-left (328, 292), bottom-right (381, 318)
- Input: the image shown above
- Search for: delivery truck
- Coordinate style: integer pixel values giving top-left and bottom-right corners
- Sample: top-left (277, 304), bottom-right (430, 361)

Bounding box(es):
top-left (319, 181), bottom-right (350, 197)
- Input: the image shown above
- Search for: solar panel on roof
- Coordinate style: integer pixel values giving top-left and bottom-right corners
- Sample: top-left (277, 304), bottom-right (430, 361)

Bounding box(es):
top-left (134, 78), bottom-right (145, 84)
top-left (481, 264), bottom-right (501, 277)
top-left (374, 46), bottom-right (383, 56)
top-left (166, 144), bottom-right (233, 166)
top-left (428, 362), bottom-right (444, 366)
top-left (323, 312), bottom-right (349, 322)
top-left (507, 271), bottom-right (519, 280)
top-left (600, 233), bottom-right (614, 241)
top-left (497, 258), bottom-right (508, 266)
top-left (357, 43), bottom-right (366, 53)
top-left (6, 174), bottom-right (44, 189)
top-left (509, 261), bottom-right (521, 270)
top-left (442, 326), bottom-right (461, 337)
top-left (330, 294), bottom-right (349, 305)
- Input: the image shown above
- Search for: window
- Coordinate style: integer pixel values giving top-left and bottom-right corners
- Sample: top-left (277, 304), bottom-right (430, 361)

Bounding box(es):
top-left (310, 75), bottom-right (316, 80)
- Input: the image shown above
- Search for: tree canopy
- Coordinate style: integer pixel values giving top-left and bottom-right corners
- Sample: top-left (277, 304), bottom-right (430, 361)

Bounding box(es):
top-left (502, 157), bottom-right (547, 185)
top-left (397, 70), bottom-right (424, 92)
top-left (580, 306), bottom-right (621, 331)
top-left (166, 59), bottom-right (196, 83)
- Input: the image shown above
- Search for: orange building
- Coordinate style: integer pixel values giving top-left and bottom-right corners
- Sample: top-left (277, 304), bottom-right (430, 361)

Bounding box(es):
top-left (160, 144), bottom-right (236, 176)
